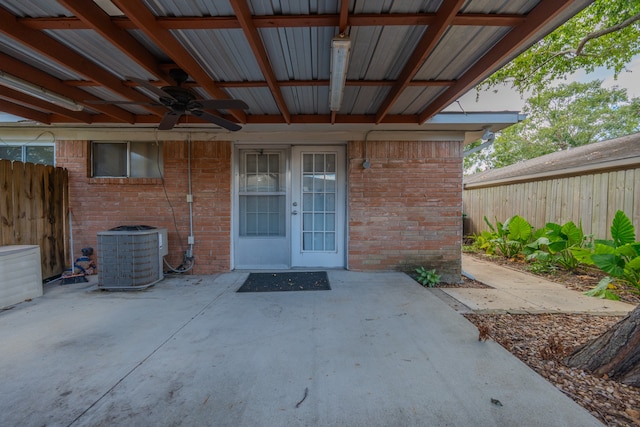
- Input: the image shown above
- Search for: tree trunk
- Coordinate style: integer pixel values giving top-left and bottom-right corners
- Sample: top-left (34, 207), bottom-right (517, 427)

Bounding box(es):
top-left (564, 305), bottom-right (640, 387)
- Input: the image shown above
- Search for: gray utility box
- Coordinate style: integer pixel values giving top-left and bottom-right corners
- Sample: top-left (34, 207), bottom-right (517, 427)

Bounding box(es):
top-left (97, 227), bottom-right (168, 290)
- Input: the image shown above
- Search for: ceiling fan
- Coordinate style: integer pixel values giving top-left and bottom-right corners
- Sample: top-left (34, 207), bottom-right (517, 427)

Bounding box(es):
top-left (90, 69), bottom-right (248, 131)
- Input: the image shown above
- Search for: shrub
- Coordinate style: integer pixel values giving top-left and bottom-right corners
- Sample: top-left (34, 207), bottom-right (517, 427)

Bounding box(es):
top-left (572, 210), bottom-right (640, 291)
top-left (415, 267), bottom-right (441, 287)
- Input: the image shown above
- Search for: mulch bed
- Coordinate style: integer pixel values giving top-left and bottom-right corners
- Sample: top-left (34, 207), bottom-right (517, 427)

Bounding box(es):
top-left (460, 250), bottom-right (640, 426)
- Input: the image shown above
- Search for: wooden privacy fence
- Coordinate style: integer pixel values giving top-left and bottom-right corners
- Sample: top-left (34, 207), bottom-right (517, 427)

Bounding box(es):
top-left (463, 167), bottom-right (640, 240)
top-left (0, 159), bottom-right (69, 279)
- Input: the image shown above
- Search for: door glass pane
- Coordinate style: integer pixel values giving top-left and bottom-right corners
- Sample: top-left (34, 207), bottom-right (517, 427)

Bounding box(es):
top-left (239, 150), bottom-right (286, 237)
top-left (302, 153), bottom-right (337, 252)
top-left (240, 152), bottom-right (282, 192)
top-left (239, 195), bottom-right (285, 236)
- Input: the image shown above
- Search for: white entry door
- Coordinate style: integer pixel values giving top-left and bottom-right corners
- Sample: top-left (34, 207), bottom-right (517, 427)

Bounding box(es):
top-left (290, 146), bottom-right (345, 268)
top-left (234, 145), bottom-right (345, 269)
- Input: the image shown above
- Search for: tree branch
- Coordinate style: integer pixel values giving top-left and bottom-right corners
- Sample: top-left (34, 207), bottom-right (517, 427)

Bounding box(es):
top-left (575, 12), bottom-right (640, 56)
top-left (513, 12), bottom-right (640, 90)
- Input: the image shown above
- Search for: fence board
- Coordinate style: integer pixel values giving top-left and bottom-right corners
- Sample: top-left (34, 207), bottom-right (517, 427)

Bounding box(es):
top-left (0, 160), bottom-right (68, 279)
top-left (0, 159), bottom-right (13, 245)
top-left (12, 162), bottom-right (26, 244)
top-left (463, 167), bottom-right (640, 241)
top-left (24, 162), bottom-right (38, 246)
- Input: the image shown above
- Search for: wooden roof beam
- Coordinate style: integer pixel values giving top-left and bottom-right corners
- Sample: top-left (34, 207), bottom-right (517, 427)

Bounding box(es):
top-left (0, 86), bottom-right (91, 123)
top-left (112, 0), bottom-right (246, 123)
top-left (19, 13), bottom-right (526, 30)
top-left (338, 0), bottom-right (349, 34)
top-left (418, 0), bottom-right (580, 123)
top-left (65, 79), bottom-right (456, 88)
top-left (57, 0), bottom-right (169, 83)
top-left (0, 7), bottom-right (164, 118)
top-left (229, 0), bottom-right (290, 124)
top-left (374, 0), bottom-right (466, 124)
top-left (0, 99), bottom-right (51, 124)
top-left (0, 52), bottom-right (133, 123)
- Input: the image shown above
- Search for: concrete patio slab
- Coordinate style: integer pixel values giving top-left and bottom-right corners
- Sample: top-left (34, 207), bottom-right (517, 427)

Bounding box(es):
top-left (0, 271), bottom-right (601, 426)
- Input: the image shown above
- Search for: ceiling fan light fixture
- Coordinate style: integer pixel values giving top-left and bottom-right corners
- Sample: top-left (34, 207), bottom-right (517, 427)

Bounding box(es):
top-left (0, 71), bottom-right (83, 112)
top-left (329, 36), bottom-right (351, 112)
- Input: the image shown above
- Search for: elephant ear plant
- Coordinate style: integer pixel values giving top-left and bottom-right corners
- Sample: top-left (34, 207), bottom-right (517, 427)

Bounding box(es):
top-left (483, 215), bottom-right (533, 258)
top-left (572, 210), bottom-right (640, 297)
top-left (525, 220), bottom-right (588, 272)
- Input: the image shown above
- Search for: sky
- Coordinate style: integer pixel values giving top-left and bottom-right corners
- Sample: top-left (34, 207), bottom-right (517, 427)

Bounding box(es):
top-left (443, 55), bottom-right (640, 113)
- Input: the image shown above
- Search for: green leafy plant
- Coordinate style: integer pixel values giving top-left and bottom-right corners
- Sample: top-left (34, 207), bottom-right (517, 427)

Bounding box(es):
top-left (526, 220), bottom-right (589, 272)
top-left (415, 267), bottom-right (441, 287)
top-left (584, 277), bottom-right (621, 301)
top-left (484, 215), bottom-right (533, 258)
top-left (527, 259), bottom-right (558, 275)
top-left (572, 210), bottom-right (640, 290)
top-left (469, 231), bottom-right (498, 255)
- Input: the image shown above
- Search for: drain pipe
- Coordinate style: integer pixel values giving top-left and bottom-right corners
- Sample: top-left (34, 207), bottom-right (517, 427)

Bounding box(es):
top-left (186, 134), bottom-right (195, 258)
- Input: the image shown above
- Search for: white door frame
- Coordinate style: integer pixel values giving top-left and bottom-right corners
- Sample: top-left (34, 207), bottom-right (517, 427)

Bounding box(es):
top-left (290, 145), bottom-right (346, 268)
top-left (232, 144), bottom-right (346, 269)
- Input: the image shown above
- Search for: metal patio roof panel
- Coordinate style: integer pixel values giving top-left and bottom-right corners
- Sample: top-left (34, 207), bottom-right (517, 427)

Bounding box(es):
top-left (79, 86), bottom-right (151, 115)
top-left (142, 0), bottom-right (234, 17)
top-left (0, 0), bottom-right (72, 17)
top-left (44, 30), bottom-right (158, 81)
top-left (249, 0), bottom-right (340, 15)
top-left (341, 85), bottom-right (392, 115)
top-left (349, 25), bottom-right (427, 81)
top-left (0, 33), bottom-right (84, 81)
top-left (352, 0), bottom-right (443, 14)
top-left (259, 26), bottom-right (333, 81)
top-left (460, 0), bottom-right (532, 15)
top-left (170, 29), bottom-right (264, 82)
top-left (282, 86), bottom-right (331, 115)
top-left (390, 85), bottom-right (449, 115)
top-left (0, 0), bottom-right (595, 130)
top-left (224, 87), bottom-right (280, 115)
top-left (127, 30), bottom-right (173, 63)
top-left (414, 26), bottom-right (511, 81)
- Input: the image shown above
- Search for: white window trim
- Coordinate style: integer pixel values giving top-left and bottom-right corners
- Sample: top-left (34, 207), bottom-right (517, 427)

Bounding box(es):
top-left (91, 140), bottom-right (162, 178)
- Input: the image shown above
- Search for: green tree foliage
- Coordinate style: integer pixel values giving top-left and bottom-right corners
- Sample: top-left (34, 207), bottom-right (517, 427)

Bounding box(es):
top-left (464, 81), bottom-right (640, 172)
top-left (481, 0), bottom-right (640, 93)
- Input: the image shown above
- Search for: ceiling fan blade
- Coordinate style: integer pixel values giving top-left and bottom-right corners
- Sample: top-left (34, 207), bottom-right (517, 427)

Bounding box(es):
top-left (192, 99), bottom-right (249, 110)
top-left (191, 110), bottom-right (242, 131)
top-left (128, 76), bottom-right (177, 102)
top-left (158, 111), bottom-right (182, 130)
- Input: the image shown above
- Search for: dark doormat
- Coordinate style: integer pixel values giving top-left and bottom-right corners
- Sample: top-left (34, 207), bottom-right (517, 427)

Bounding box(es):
top-left (237, 271), bottom-right (330, 292)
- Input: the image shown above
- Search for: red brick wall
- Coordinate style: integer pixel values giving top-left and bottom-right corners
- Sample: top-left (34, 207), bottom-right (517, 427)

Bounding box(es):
top-left (57, 139), bottom-right (463, 279)
top-left (56, 140), bottom-right (232, 274)
top-left (347, 140), bottom-right (463, 282)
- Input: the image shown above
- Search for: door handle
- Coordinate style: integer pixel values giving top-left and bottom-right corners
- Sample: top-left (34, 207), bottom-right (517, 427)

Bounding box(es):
top-left (292, 210), bottom-right (298, 215)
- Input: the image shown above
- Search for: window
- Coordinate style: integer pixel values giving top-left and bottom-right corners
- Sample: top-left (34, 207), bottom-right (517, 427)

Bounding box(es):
top-left (0, 143), bottom-right (55, 165)
top-left (238, 150), bottom-right (286, 237)
top-left (92, 141), bottom-right (163, 178)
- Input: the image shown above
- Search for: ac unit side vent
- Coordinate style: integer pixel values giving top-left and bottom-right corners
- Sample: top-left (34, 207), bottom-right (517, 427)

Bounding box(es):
top-left (97, 228), bottom-right (166, 290)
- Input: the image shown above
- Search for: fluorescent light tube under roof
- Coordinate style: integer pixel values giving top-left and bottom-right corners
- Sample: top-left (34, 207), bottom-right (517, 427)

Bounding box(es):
top-left (329, 36), bottom-right (351, 112)
top-left (0, 71), bottom-right (83, 112)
